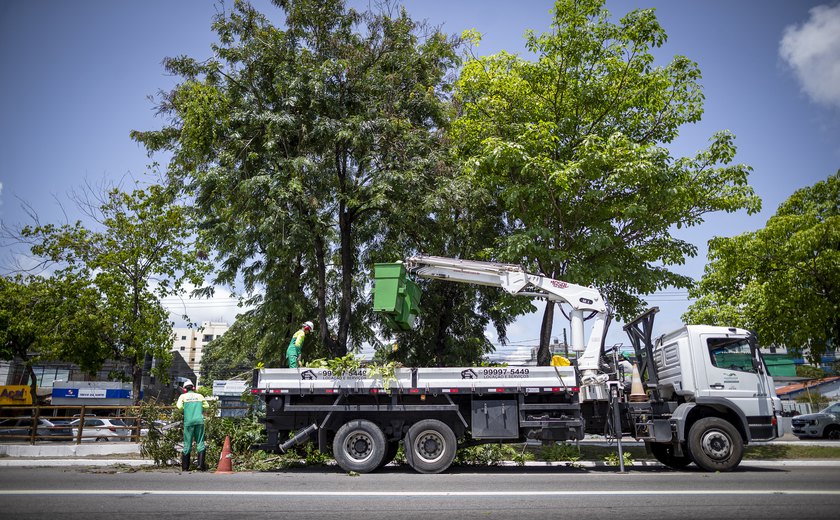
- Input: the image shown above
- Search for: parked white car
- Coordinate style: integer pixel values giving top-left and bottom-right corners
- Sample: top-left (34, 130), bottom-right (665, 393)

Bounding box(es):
top-left (69, 418), bottom-right (131, 442)
top-left (140, 420), bottom-right (176, 436)
top-left (791, 402), bottom-right (840, 440)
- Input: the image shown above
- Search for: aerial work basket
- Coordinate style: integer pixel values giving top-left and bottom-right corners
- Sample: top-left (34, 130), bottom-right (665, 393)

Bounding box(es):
top-left (372, 262), bottom-right (421, 330)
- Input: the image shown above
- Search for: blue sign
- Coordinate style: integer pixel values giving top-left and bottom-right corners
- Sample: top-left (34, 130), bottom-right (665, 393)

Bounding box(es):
top-left (52, 388), bottom-right (78, 398)
top-left (52, 388), bottom-right (135, 399)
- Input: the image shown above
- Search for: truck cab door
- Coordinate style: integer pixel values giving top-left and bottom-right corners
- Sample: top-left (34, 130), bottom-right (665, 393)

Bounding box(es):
top-left (696, 335), bottom-right (777, 436)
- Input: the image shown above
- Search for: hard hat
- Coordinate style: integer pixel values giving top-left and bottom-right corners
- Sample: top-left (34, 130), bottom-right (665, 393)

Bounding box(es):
top-left (183, 380), bottom-right (195, 389)
top-left (303, 321), bottom-right (314, 331)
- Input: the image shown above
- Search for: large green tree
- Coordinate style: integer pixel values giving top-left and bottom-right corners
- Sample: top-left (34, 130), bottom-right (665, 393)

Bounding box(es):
top-left (452, 0), bottom-right (760, 364)
top-left (20, 184), bottom-right (207, 400)
top-left (684, 171), bottom-right (839, 361)
top-left (132, 0), bottom-right (463, 361)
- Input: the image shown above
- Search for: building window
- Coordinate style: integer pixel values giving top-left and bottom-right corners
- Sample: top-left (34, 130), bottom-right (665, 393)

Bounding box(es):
top-left (181, 335), bottom-right (187, 340)
top-left (180, 347), bottom-right (185, 351)
top-left (202, 334), bottom-right (214, 343)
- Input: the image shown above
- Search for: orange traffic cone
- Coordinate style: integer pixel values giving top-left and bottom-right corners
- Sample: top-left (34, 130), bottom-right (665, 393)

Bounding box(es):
top-left (216, 435), bottom-right (234, 474)
top-left (629, 363), bottom-right (647, 403)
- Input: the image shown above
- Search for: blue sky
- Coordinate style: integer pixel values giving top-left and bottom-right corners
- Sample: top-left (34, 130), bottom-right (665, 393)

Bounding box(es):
top-left (1, 1), bottom-right (838, 352)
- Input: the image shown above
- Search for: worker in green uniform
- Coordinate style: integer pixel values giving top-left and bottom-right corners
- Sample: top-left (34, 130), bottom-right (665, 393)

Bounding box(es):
top-left (286, 321), bottom-right (313, 368)
top-left (176, 379), bottom-right (209, 471)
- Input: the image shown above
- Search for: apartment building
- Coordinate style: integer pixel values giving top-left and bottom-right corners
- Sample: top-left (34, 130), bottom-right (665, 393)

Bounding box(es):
top-left (171, 321), bottom-right (229, 384)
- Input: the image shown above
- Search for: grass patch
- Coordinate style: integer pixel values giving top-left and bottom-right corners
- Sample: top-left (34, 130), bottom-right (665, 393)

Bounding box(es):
top-left (744, 444), bottom-right (840, 459)
top-left (522, 443), bottom-right (649, 462)
top-left (528, 443), bottom-right (840, 461)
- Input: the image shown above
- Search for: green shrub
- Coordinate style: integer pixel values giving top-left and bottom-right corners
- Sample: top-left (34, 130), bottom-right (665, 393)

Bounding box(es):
top-left (455, 443), bottom-right (532, 466)
top-left (538, 442), bottom-right (580, 463)
top-left (603, 450), bottom-right (634, 467)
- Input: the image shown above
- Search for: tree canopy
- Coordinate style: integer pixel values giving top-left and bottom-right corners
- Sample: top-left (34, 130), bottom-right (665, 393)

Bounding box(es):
top-left (17, 184), bottom-right (207, 399)
top-left (132, 0), bottom-right (479, 364)
top-left (452, 0), bottom-right (759, 363)
top-left (684, 171), bottom-right (839, 361)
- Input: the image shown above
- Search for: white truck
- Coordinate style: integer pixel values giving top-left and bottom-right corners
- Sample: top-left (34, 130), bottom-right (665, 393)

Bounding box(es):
top-left (251, 256), bottom-right (781, 473)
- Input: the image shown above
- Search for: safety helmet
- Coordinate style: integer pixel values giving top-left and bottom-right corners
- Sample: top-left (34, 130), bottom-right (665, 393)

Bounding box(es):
top-left (303, 321), bottom-right (314, 331)
top-left (183, 380), bottom-right (195, 389)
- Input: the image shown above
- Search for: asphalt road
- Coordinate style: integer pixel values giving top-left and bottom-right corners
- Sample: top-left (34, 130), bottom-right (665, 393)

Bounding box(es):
top-left (1, 463), bottom-right (839, 520)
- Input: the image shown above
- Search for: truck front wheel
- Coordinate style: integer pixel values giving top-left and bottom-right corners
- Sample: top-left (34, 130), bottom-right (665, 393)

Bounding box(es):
top-left (688, 417), bottom-right (743, 472)
top-left (332, 419), bottom-right (387, 474)
top-left (406, 419), bottom-right (456, 474)
top-left (649, 442), bottom-right (692, 469)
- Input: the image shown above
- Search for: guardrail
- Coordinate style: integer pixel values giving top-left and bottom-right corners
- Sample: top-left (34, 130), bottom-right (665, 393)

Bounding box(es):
top-left (0, 404), bottom-right (250, 444)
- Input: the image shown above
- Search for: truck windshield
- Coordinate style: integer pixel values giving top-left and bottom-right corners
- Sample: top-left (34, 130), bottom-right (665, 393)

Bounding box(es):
top-left (707, 337), bottom-right (761, 374)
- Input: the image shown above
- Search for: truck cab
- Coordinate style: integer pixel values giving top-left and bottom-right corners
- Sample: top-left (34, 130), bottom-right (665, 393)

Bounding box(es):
top-left (657, 325), bottom-right (780, 439)
top-left (637, 323), bottom-right (781, 470)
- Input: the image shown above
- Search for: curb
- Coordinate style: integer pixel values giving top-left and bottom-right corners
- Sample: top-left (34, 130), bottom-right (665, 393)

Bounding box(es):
top-left (2, 459), bottom-right (839, 468)
top-left (0, 443), bottom-right (142, 458)
top-left (0, 459), bottom-right (154, 467)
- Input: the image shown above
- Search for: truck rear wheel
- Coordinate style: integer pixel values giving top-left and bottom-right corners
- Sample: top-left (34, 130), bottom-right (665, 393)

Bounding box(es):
top-left (687, 417), bottom-right (743, 472)
top-left (648, 442), bottom-right (692, 469)
top-left (332, 419), bottom-right (387, 474)
top-left (406, 419), bottom-right (456, 474)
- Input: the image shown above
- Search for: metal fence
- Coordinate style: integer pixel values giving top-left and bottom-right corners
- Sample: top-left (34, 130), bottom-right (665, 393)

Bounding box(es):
top-left (0, 405), bottom-right (161, 444)
top-left (0, 403), bottom-right (251, 444)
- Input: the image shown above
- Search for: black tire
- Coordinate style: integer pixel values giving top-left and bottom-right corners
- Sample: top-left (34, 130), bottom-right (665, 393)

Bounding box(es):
top-left (377, 441), bottom-right (401, 469)
top-left (649, 442), bottom-right (692, 469)
top-left (824, 426), bottom-right (840, 440)
top-left (332, 420), bottom-right (387, 474)
top-left (687, 417), bottom-right (743, 472)
top-left (405, 419), bottom-right (457, 474)
top-left (95, 437), bottom-right (108, 442)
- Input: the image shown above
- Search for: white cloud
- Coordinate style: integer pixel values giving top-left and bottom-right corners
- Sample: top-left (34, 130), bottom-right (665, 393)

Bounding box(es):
top-left (780, 3), bottom-right (840, 108)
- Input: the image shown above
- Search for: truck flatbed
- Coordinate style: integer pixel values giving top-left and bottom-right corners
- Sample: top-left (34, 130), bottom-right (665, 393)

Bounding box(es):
top-left (253, 366), bottom-right (578, 396)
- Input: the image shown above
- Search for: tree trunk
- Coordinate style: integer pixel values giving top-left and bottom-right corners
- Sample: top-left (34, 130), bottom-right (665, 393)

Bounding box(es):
top-left (25, 361), bottom-right (38, 406)
top-left (432, 285), bottom-right (457, 367)
top-left (537, 302), bottom-right (554, 366)
top-left (131, 357), bottom-right (142, 404)
top-left (313, 232), bottom-right (339, 356)
top-left (336, 206), bottom-right (353, 357)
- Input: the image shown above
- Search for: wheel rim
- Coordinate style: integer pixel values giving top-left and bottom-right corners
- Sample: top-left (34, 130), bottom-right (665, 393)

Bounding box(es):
top-left (344, 431), bottom-right (374, 463)
top-left (414, 430), bottom-right (445, 464)
top-left (700, 429), bottom-right (731, 460)
top-left (828, 430), bottom-right (840, 440)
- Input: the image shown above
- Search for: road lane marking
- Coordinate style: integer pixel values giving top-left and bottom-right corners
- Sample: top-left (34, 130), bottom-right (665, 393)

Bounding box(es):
top-left (1, 490), bottom-right (839, 496)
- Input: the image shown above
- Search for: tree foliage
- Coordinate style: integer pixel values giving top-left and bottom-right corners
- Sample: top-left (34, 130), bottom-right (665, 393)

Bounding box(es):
top-left (18, 184), bottom-right (207, 400)
top-left (452, 0), bottom-right (759, 363)
top-left (0, 276), bottom-right (52, 402)
top-left (132, 0), bottom-right (473, 363)
top-left (684, 171), bottom-right (839, 361)
top-left (0, 273), bottom-right (105, 402)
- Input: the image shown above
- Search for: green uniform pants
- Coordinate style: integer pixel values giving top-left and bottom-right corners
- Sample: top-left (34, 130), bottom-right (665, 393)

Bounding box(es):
top-left (286, 345), bottom-right (300, 368)
top-left (183, 423), bottom-right (205, 455)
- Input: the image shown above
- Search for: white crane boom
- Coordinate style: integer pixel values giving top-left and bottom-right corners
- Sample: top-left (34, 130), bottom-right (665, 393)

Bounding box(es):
top-left (405, 255), bottom-right (609, 381)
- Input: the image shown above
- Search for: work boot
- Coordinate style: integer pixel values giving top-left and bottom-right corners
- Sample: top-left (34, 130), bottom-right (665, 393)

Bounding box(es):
top-left (181, 452), bottom-right (191, 472)
top-left (197, 450), bottom-right (207, 471)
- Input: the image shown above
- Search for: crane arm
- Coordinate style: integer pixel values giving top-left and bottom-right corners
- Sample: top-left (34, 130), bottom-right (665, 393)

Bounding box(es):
top-left (405, 255), bottom-right (609, 379)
